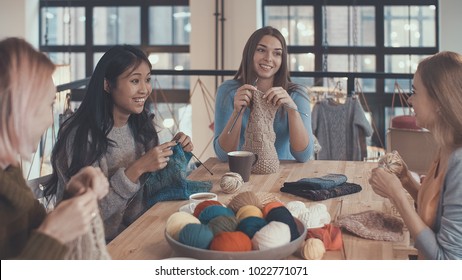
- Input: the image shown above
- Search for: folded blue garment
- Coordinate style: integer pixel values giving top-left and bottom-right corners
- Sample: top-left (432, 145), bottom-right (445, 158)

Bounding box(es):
top-left (280, 182), bottom-right (362, 201)
top-left (284, 173), bottom-right (347, 190)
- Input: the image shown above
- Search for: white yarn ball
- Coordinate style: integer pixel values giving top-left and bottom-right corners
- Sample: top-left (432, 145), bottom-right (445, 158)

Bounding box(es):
top-left (286, 201), bottom-right (306, 217)
top-left (307, 204), bottom-right (331, 225)
top-left (298, 209), bottom-right (322, 229)
top-left (251, 221), bottom-right (291, 250)
top-left (220, 172), bottom-right (244, 194)
top-left (301, 238), bottom-right (326, 260)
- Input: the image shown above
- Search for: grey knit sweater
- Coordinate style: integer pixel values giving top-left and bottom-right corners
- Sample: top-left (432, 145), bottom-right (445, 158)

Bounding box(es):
top-left (56, 124), bottom-right (150, 242)
top-left (311, 97), bottom-right (373, 161)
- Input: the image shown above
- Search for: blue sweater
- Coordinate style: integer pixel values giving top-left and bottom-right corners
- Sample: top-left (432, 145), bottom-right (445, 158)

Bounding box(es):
top-left (213, 79), bottom-right (314, 162)
top-left (415, 147), bottom-right (462, 259)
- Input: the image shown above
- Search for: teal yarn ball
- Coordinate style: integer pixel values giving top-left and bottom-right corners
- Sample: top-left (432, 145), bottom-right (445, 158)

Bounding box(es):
top-left (236, 216), bottom-right (267, 239)
top-left (266, 206), bottom-right (300, 241)
top-left (178, 223), bottom-right (214, 249)
top-left (208, 215), bottom-right (239, 236)
top-left (198, 205), bottom-right (234, 224)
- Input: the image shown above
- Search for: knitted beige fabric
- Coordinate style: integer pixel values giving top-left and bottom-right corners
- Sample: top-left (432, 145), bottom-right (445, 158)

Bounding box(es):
top-left (335, 210), bottom-right (404, 242)
top-left (65, 212), bottom-right (111, 259)
top-left (242, 90), bottom-right (279, 174)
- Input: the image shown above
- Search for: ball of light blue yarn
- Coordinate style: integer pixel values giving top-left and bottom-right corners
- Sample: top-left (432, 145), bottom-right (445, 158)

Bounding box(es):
top-left (178, 223), bottom-right (214, 249)
top-left (236, 216), bottom-right (267, 239)
top-left (198, 205), bottom-right (234, 224)
top-left (266, 206), bottom-right (300, 241)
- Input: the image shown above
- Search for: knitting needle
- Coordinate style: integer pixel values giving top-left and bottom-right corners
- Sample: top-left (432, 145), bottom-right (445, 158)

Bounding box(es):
top-left (282, 104), bottom-right (310, 118)
top-left (190, 152), bottom-right (214, 175)
top-left (252, 89), bottom-right (310, 118)
top-left (227, 78), bottom-right (259, 134)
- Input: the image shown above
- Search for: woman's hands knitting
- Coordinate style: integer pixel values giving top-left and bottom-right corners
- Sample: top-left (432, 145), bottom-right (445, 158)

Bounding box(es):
top-left (234, 84), bottom-right (258, 111)
top-left (37, 166), bottom-right (109, 243)
top-left (67, 166), bottom-right (109, 200)
top-left (172, 132), bottom-right (194, 152)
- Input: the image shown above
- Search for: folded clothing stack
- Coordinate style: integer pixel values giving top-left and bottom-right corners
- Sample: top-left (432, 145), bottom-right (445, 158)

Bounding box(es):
top-left (280, 174), bottom-right (362, 201)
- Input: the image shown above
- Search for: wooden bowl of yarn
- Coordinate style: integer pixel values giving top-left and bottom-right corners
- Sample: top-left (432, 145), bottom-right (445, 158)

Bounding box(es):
top-left (165, 217), bottom-right (306, 260)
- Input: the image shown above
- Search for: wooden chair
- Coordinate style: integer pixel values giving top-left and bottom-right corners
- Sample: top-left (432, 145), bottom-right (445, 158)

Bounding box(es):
top-left (386, 128), bottom-right (437, 175)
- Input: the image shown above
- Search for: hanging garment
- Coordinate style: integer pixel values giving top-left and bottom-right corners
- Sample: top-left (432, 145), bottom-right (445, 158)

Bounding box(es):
top-left (311, 97), bottom-right (373, 161)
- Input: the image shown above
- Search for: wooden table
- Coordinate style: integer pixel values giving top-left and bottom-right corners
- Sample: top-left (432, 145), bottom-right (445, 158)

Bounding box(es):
top-left (107, 158), bottom-right (416, 260)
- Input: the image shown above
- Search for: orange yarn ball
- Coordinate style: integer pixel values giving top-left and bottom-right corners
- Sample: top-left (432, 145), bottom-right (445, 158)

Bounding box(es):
top-left (306, 224), bottom-right (343, 251)
top-left (262, 201), bottom-right (285, 217)
top-left (209, 231), bottom-right (252, 252)
top-left (193, 200), bottom-right (222, 218)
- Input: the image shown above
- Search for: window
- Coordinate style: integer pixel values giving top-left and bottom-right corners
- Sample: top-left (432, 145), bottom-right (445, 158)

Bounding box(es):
top-left (263, 0), bottom-right (438, 147)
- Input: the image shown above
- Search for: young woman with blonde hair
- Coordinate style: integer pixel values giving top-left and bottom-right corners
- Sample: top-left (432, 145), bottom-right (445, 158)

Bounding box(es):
top-left (369, 51), bottom-right (462, 259)
top-left (0, 37), bottom-right (109, 259)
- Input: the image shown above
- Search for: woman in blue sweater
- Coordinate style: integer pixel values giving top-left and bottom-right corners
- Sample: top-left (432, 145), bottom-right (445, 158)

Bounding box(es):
top-left (213, 26), bottom-right (314, 162)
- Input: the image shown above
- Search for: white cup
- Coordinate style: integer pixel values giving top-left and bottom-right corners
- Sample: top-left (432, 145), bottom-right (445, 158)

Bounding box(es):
top-left (189, 192), bottom-right (218, 213)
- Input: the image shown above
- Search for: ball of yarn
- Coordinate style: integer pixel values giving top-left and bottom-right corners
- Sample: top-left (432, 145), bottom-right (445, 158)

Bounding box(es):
top-left (166, 212), bottom-right (200, 240)
top-left (255, 192), bottom-right (281, 207)
top-left (236, 216), bottom-right (267, 239)
top-left (262, 201), bottom-right (285, 217)
top-left (236, 205), bottom-right (263, 221)
top-left (266, 206), bottom-right (300, 241)
top-left (193, 200), bottom-right (223, 218)
top-left (301, 238), bottom-right (326, 260)
top-left (219, 172), bottom-right (244, 194)
top-left (286, 201), bottom-right (307, 218)
top-left (252, 221), bottom-right (291, 250)
top-left (198, 205), bottom-right (234, 224)
top-left (208, 215), bottom-right (238, 236)
top-left (227, 191), bottom-right (262, 213)
top-left (378, 150), bottom-right (404, 175)
top-left (178, 223), bottom-right (214, 249)
top-left (299, 204), bottom-right (331, 229)
top-left (307, 224), bottom-right (343, 251)
top-left (209, 231), bottom-right (252, 252)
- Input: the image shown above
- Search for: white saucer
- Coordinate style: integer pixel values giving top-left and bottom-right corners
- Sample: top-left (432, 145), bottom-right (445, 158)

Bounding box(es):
top-left (179, 203), bottom-right (194, 214)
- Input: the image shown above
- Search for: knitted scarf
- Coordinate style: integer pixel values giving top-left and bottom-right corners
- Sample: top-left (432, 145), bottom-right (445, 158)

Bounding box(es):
top-left (242, 90), bottom-right (279, 174)
top-left (143, 144), bottom-right (212, 207)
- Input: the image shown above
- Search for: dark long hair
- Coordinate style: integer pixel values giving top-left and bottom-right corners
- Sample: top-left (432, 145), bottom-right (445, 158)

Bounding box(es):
top-left (234, 26), bottom-right (298, 92)
top-left (45, 45), bottom-right (159, 197)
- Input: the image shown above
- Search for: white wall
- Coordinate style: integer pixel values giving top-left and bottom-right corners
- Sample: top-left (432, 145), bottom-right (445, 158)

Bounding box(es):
top-left (0, 0), bottom-right (39, 46)
top-left (189, 0), bottom-right (259, 160)
top-left (439, 0), bottom-right (462, 53)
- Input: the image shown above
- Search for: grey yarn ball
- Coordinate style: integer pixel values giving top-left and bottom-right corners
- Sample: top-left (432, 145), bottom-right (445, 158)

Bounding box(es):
top-left (220, 172), bottom-right (244, 194)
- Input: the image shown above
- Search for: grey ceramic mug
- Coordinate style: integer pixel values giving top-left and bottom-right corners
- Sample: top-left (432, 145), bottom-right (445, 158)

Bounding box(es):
top-left (227, 151), bottom-right (258, 182)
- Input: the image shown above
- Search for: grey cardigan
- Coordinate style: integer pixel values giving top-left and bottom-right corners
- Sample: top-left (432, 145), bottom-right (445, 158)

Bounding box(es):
top-left (414, 147), bottom-right (462, 259)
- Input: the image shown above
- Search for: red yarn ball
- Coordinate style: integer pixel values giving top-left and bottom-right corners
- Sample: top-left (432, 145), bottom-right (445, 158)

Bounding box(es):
top-left (193, 200), bottom-right (222, 218)
top-left (262, 201), bottom-right (285, 217)
top-left (209, 231), bottom-right (252, 252)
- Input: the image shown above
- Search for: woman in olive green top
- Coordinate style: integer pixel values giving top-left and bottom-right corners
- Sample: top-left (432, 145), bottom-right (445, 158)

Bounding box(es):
top-left (0, 37), bottom-right (109, 259)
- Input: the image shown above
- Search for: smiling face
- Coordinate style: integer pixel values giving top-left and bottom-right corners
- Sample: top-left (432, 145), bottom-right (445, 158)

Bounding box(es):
top-left (408, 71), bottom-right (439, 129)
top-left (107, 61), bottom-right (152, 126)
top-left (253, 35), bottom-right (283, 83)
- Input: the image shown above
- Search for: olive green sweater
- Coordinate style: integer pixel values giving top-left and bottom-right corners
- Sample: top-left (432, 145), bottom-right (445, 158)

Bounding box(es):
top-left (0, 166), bottom-right (69, 259)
